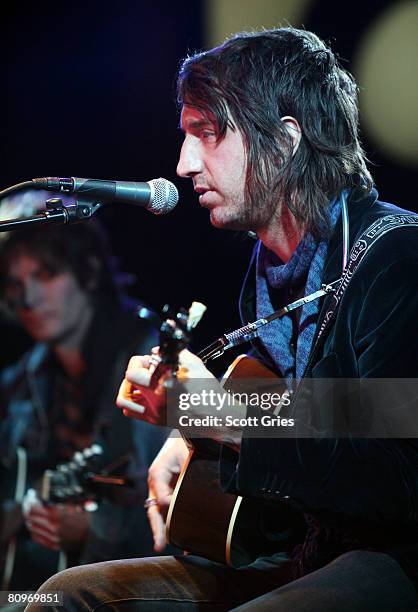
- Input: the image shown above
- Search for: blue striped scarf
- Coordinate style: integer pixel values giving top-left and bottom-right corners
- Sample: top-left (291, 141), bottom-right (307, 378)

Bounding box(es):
top-left (256, 197), bottom-right (342, 386)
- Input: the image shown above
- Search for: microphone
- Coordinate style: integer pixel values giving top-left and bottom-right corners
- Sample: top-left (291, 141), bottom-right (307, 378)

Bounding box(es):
top-left (32, 176), bottom-right (178, 215)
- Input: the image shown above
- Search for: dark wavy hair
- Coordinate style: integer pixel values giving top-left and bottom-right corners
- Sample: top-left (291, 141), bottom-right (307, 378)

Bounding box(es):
top-left (0, 221), bottom-right (120, 304)
top-left (177, 27), bottom-right (373, 237)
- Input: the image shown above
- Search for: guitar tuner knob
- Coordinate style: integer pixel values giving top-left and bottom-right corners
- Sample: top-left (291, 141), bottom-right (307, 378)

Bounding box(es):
top-left (84, 500), bottom-right (98, 512)
top-left (84, 444), bottom-right (103, 458)
top-left (161, 304), bottom-right (176, 320)
top-left (90, 444), bottom-right (103, 455)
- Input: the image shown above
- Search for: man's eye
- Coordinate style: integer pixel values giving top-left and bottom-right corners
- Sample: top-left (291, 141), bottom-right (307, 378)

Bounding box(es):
top-left (201, 130), bottom-right (216, 140)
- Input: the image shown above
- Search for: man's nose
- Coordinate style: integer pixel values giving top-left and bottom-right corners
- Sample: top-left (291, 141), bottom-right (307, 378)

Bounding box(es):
top-left (21, 279), bottom-right (42, 309)
top-left (176, 137), bottom-right (203, 178)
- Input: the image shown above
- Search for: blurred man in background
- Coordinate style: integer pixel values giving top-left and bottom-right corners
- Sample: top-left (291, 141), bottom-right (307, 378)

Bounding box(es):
top-left (0, 192), bottom-right (168, 592)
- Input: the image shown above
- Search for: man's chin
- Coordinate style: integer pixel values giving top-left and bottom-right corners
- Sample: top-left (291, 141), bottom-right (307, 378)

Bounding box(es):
top-left (23, 324), bottom-right (56, 344)
top-left (209, 210), bottom-right (252, 232)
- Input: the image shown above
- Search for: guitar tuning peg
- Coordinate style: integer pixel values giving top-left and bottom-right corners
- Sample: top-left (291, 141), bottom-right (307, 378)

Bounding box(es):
top-left (162, 304), bottom-right (171, 316)
top-left (187, 302), bottom-right (207, 330)
top-left (175, 309), bottom-right (189, 329)
top-left (73, 458), bottom-right (86, 470)
top-left (90, 444), bottom-right (103, 456)
top-left (84, 500), bottom-right (98, 512)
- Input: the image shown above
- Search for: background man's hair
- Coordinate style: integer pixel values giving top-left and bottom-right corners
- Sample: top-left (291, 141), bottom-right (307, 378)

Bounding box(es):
top-left (0, 221), bottom-right (119, 300)
top-left (177, 27), bottom-right (373, 237)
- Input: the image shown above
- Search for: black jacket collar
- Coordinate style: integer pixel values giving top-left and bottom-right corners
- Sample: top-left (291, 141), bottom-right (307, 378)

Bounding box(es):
top-left (238, 188), bottom-right (410, 370)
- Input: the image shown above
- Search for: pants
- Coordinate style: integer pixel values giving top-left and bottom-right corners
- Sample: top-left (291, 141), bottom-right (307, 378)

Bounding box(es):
top-left (25, 550), bottom-right (418, 612)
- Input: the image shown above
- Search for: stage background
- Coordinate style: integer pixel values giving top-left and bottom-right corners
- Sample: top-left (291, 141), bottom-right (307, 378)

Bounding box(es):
top-left (1, 0), bottom-right (417, 373)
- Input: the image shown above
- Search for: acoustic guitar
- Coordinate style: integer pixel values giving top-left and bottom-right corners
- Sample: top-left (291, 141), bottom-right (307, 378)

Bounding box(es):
top-left (144, 306), bottom-right (294, 567)
top-left (165, 353), bottom-right (292, 567)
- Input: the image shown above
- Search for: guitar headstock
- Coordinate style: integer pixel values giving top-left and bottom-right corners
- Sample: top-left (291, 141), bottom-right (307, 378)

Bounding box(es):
top-left (118, 302), bottom-right (206, 422)
top-left (154, 301), bottom-right (207, 375)
top-left (41, 445), bottom-right (132, 509)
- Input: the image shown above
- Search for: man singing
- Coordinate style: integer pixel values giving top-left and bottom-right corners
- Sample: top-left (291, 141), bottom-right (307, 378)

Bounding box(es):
top-left (28, 27), bottom-right (418, 611)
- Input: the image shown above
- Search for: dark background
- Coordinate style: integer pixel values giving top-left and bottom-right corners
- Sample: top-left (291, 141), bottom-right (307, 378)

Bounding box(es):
top-left (1, 0), bottom-right (415, 373)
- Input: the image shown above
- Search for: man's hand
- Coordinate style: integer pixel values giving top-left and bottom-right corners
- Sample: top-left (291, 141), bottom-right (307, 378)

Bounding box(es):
top-left (116, 348), bottom-right (218, 425)
top-left (145, 434), bottom-right (189, 552)
top-left (23, 490), bottom-right (90, 553)
top-left (116, 352), bottom-right (167, 425)
top-left (117, 348), bottom-right (245, 447)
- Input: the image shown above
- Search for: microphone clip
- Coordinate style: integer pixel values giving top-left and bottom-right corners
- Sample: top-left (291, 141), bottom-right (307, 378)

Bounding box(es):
top-left (44, 195), bottom-right (102, 223)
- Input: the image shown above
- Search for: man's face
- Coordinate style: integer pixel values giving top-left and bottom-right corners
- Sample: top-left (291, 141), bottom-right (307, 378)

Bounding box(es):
top-left (4, 253), bottom-right (92, 345)
top-left (177, 105), bottom-right (252, 231)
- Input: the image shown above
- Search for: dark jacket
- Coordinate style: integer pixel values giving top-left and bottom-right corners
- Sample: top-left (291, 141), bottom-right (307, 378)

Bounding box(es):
top-left (0, 300), bottom-right (168, 589)
top-left (224, 189), bottom-right (418, 582)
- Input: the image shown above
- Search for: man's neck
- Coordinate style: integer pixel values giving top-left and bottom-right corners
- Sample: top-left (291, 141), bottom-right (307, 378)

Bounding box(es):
top-left (51, 307), bottom-right (94, 379)
top-left (257, 205), bottom-right (305, 262)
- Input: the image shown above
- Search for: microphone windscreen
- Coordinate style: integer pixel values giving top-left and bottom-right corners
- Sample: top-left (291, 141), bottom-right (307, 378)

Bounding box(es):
top-left (148, 178), bottom-right (179, 215)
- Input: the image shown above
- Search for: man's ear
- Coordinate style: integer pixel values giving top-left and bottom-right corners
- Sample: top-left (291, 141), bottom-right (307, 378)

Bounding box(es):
top-left (280, 116), bottom-right (301, 156)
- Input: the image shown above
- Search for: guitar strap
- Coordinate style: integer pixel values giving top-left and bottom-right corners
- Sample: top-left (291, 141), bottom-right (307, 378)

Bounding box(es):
top-left (314, 213), bottom-right (418, 350)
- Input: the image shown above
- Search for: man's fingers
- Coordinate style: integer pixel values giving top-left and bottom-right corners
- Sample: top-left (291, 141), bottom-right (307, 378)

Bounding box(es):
top-left (28, 523), bottom-right (59, 542)
top-left (25, 502), bottom-right (61, 549)
top-left (116, 379), bottom-right (145, 413)
top-left (126, 355), bottom-right (152, 370)
top-left (27, 504), bottom-right (59, 523)
top-left (178, 349), bottom-right (208, 375)
top-left (30, 531), bottom-right (60, 550)
top-left (26, 517), bottom-right (60, 549)
top-left (122, 407), bottom-right (145, 419)
top-left (146, 505), bottom-right (166, 553)
top-left (116, 354), bottom-right (152, 410)
top-left (30, 505), bottom-right (57, 517)
top-left (146, 474), bottom-right (172, 552)
top-left (148, 463), bottom-right (176, 506)
top-left (26, 513), bottom-right (58, 536)
top-left (125, 354), bottom-right (152, 387)
top-left (125, 365), bottom-right (152, 388)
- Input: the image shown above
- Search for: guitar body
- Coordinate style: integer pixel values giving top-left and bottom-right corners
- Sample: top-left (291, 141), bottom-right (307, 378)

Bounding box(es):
top-left (166, 355), bottom-right (284, 567)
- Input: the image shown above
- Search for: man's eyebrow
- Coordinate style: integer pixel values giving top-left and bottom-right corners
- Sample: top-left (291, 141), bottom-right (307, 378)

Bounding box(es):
top-left (178, 119), bottom-right (215, 132)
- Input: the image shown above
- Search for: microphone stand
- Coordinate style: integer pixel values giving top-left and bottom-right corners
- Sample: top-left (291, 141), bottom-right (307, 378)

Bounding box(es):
top-left (0, 196), bottom-right (103, 233)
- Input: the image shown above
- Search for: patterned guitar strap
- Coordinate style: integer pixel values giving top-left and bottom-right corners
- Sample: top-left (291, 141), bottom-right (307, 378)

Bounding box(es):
top-left (314, 213), bottom-right (418, 349)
